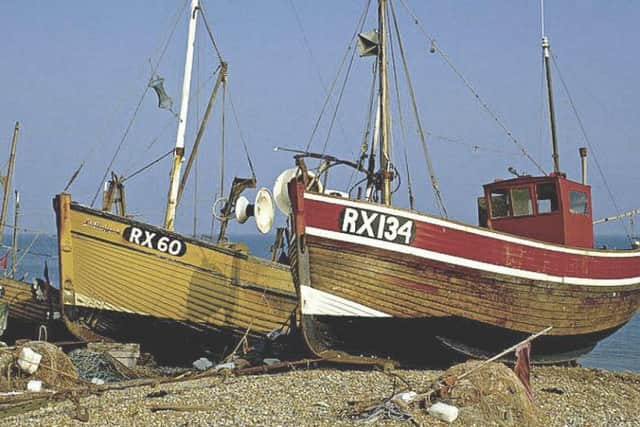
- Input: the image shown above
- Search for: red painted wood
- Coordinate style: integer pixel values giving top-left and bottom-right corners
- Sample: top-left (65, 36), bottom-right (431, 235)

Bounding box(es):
top-left (302, 194), bottom-right (640, 281)
top-left (483, 174), bottom-right (594, 248)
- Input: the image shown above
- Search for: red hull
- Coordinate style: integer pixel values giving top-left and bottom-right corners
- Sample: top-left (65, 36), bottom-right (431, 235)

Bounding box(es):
top-left (289, 183), bottom-right (640, 362)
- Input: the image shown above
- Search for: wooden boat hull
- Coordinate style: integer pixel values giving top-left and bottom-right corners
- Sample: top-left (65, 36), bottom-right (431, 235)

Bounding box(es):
top-left (289, 184), bottom-right (640, 363)
top-left (53, 193), bottom-right (297, 340)
top-left (0, 277), bottom-right (45, 324)
top-left (0, 276), bottom-right (60, 340)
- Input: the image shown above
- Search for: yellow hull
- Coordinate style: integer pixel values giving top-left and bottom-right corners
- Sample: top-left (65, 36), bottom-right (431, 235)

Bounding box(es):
top-left (54, 193), bottom-right (297, 338)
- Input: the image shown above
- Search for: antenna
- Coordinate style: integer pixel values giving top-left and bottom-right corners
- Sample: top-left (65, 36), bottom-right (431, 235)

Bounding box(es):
top-left (541, 0), bottom-right (560, 174)
top-left (540, 0), bottom-right (545, 39)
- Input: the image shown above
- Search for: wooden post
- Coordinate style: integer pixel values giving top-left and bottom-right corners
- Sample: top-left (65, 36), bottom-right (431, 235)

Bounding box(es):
top-left (11, 190), bottom-right (19, 279)
top-left (0, 122), bottom-right (19, 248)
top-left (378, 0), bottom-right (392, 205)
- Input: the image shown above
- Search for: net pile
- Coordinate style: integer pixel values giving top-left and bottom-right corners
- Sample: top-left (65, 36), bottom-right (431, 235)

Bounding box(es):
top-left (439, 360), bottom-right (538, 426)
top-left (0, 341), bottom-right (80, 391)
top-left (68, 349), bottom-right (127, 383)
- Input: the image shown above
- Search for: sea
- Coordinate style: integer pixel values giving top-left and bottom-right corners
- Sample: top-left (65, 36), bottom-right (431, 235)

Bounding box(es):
top-left (3, 232), bottom-right (639, 373)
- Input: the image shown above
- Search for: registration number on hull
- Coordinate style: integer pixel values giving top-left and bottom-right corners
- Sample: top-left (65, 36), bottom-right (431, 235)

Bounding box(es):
top-left (339, 207), bottom-right (415, 245)
top-left (123, 226), bottom-right (187, 256)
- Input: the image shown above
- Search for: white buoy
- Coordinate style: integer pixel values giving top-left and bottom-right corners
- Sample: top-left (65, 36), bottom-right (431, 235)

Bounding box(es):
top-left (427, 402), bottom-right (459, 423)
top-left (17, 347), bottom-right (42, 374)
top-left (27, 380), bottom-right (43, 392)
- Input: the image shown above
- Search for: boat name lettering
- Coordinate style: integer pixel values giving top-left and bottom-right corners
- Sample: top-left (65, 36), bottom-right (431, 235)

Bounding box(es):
top-left (339, 207), bottom-right (415, 245)
top-left (123, 226), bottom-right (187, 256)
top-left (82, 219), bottom-right (120, 234)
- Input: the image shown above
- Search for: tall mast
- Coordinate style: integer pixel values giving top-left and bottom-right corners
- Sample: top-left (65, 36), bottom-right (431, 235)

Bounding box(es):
top-left (541, 1), bottom-right (560, 174)
top-left (0, 122), bottom-right (19, 243)
top-left (164, 0), bottom-right (199, 230)
top-left (378, 0), bottom-right (392, 205)
top-left (11, 190), bottom-right (19, 280)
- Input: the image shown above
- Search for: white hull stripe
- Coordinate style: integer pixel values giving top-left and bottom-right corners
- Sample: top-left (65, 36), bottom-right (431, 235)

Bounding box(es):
top-left (304, 192), bottom-right (640, 259)
top-left (300, 285), bottom-right (391, 317)
top-left (74, 293), bottom-right (150, 316)
top-left (306, 226), bottom-right (640, 287)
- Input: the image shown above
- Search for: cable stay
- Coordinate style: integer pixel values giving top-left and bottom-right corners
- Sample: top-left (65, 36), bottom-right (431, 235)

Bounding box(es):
top-left (388, 0), bottom-right (446, 217)
top-left (396, 0), bottom-right (546, 177)
top-left (304, 0), bottom-right (372, 153)
top-left (549, 51), bottom-right (632, 241)
top-left (387, 14), bottom-right (414, 210)
top-left (86, 0), bottom-right (190, 206)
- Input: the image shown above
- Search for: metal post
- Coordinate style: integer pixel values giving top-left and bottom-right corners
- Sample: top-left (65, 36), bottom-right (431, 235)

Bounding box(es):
top-left (542, 36), bottom-right (560, 174)
top-left (579, 147), bottom-right (587, 185)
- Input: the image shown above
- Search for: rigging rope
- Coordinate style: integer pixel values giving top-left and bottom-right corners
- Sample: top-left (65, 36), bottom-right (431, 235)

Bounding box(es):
top-left (319, 39), bottom-right (360, 156)
top-left (122, 149), bottom-right (174, 183)
top-left (197, 2), bottom-right (224, 64)
top-left (389, 0), bottom-right (447, 217)
top-left (15, 232), bottom-right (41, 268)
top-left (89, 0), bottom-right (190, 206)
top-left (227, 88), bottom-right (257, 178)
top-left (348, 60), bottom-right (378, 192)
top-left (387, 12), bottom-right (414, 210)
top-left (304, 0), bottom-right (372, 152)
top-left (550, 51), bottom-right (632, 240)
top-left (396, 0), bottom-right (546, 177)
top-left (288, 0), bottom-right (355, 161)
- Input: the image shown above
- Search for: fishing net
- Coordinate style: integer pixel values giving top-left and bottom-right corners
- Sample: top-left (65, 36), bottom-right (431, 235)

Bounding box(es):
top-left (0, 341), bottom-right (81, 391)
top-left (438, 361), bottom-right (538, 426)
top-left (68, 349), bottom-right (128, 383)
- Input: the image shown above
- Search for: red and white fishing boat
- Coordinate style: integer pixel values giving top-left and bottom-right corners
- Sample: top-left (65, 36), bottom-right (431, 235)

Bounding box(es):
top-left (283, 0), bottom-right (640, 364)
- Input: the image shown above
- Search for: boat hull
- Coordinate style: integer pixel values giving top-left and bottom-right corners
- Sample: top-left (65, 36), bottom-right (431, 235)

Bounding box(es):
top-left (54, 193), bottom-right (297, 340)
top-left (289, 184), bottom-right (640, 363)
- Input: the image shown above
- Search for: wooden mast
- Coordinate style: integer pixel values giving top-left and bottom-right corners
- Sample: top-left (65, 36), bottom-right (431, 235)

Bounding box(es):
top-left (164, 0), bottom-right (199, 230)
top-left (11, 190), bottom-right (19, 279)
top-left (378, 0), bottom-right (392, 205)
top-left (0, 122), bottom-right (19, 242)
top-left (541, 0), bottom-right (560, 174)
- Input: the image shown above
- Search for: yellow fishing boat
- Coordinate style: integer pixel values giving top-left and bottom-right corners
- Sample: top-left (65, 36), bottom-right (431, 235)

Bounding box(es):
top-left (53, 0), bottom-right (297, 344)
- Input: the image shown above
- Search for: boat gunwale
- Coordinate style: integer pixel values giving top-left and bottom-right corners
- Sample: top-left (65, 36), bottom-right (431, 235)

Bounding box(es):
top-left (65, 196), bottom-right (290, 272)
top-left (302, 190), bottom-right (640, 258)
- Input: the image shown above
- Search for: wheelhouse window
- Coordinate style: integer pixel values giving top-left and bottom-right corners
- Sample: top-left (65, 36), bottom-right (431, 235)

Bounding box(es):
top-left (569, 191), bottom-right (588, 214)
top-left (490, 189), bottom-right (510, 218)
top-left (511, 188), bottom-right (533, 216)
top-left (536, 183), bottom-right (558, 214)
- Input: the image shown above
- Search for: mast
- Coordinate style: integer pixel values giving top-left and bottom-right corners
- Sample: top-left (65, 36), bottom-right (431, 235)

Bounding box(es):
top-left (378, 0), bottom-right (392, 205)
top-left (11, 190), bottom-right (19, 280)
top-left (0, 122), bottom-right (19, 243)
top-left (541, 1), bottom-right (560, 174)
top-left (164, 0), bottom-right (199, 230)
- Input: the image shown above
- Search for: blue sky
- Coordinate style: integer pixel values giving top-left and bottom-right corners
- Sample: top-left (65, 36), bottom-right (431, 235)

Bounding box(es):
top-left (1, 1), bottom-right (638, 239)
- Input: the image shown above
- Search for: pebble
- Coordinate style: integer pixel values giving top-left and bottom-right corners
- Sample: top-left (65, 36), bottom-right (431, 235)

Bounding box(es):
top-left (2, 366), bottom-right (639, 426)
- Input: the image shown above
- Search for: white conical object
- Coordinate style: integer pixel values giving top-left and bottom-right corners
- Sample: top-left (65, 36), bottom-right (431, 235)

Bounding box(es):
top-left (273, 168), bottom-right (298, 215)
top-left (234, 188), bottom-right (275, 234)
top-left (273, 168), bottom-right (323, 215)
top-left (254, 188), bottom-right (275, 234)
top-left (235, 196), bottom-right (250, 224)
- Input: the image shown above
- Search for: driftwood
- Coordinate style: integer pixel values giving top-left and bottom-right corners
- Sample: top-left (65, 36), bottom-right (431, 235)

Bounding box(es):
top-left (148, 404), bottom-right (212, 413)
top-left (235, 358), bottom-right (324, 376)
top-left (100, 351), bottom-right (140, 380)
top-left (0, 355), bottom-right (325, 419)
